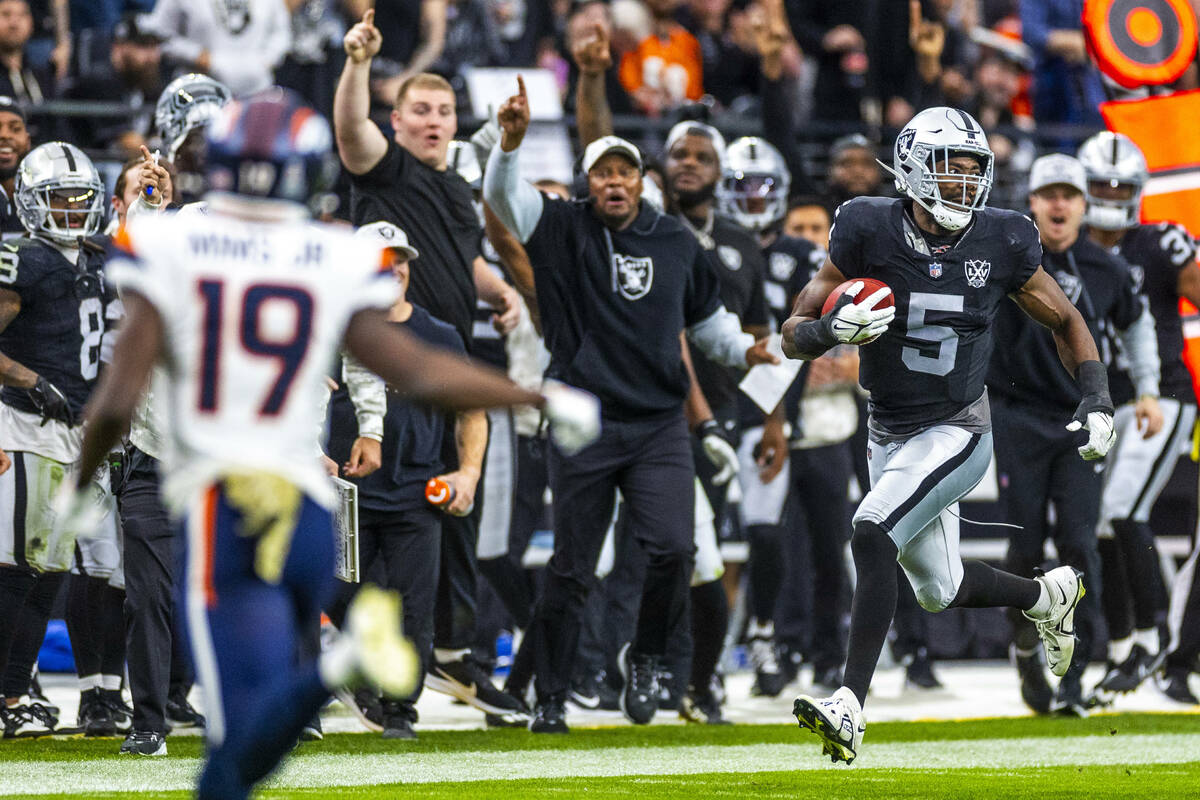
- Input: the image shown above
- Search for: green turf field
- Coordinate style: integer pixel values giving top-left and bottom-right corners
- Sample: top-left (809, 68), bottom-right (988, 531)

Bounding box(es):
top-left (2, 713), bottom-right (1198, 799)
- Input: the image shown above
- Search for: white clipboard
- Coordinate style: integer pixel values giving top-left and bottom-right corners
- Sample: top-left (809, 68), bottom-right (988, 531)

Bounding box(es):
top-left (331, 476), bottom-right (359, 583)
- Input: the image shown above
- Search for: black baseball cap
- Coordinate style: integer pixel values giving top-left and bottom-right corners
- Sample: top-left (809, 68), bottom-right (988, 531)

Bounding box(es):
top-left (0, 96), bottom-right (26, 124)
top-left (112, 12), bottom-right (164, 45)
top-left (830, 133), bottom-right (874, 162)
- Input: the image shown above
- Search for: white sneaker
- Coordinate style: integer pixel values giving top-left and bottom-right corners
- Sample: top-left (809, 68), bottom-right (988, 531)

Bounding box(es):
top-left (1023, 566), bottom-right (1085, 677)
top-left (344, 585), bottom-right (420, 698)
top-left (793, 686), bottom-right (864, 764)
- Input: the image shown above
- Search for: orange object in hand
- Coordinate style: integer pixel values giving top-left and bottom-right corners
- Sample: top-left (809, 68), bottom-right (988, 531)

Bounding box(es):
top-left (425, 477), bottom-right (456, 508)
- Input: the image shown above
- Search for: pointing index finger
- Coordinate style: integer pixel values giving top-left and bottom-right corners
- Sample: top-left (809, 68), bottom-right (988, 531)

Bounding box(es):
top-left (363, 8), bottom-right (374, 26)
top-left (517, 74), bottom-right (527, 99)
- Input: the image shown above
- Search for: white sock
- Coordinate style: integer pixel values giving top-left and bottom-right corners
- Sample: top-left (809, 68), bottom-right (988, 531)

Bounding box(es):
top-left (1133, 627), bottom-right (1158, 653)
top-left (100, 675), bottom-right (123, 692)
top-left (318, 636), bottom-right (356, 690)
top-left (1109, 636), bottom-right (1133, 664)
top-left (1024, 582), bottom-right (1051, 620)
top-left (78, 674), bottom-right (100, 692)
top-left (434, 647), bottom-right (470, 664)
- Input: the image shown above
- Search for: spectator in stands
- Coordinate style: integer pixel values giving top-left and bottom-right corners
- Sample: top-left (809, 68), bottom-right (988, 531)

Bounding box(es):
top-left (369, 0), bottom-right (446, 108)
top-left (0, 0), bottom-right (51, 104)
top-left (562, 0), bottom-right (633, 115)
top-left (785, 0), bottom-right (870, 122)
top-left (64, 12), bottom-right (165, 151)
top-left (1020, 0), bottom-right (1104, 126)
top-left (618, 0), bottom-right (704, 116)
top-left (143, 0), bottom-right (292, 96)
top-left (678, 0), bottom-right (760, 110)
top-left (430, 0), bottom-right (507, 84)
top-left (26, 0), bottom-right (66, 80)
top-left (277, 0), bottom-right (367, 120)
top-left (783, 197), bottom-right (831, 250)
top-left (753, 0), bottom-right (817, 197)
top-left (487, 0), bottom-right (556, 68)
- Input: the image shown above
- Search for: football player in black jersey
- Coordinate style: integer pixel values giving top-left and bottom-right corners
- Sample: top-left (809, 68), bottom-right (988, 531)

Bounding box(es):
top-left (0, 142), bottom-right (113, 737)
top-left (780, 107), bottom-right (1111, 763)
top-left (1078, 132), bottom-right (1200, 704)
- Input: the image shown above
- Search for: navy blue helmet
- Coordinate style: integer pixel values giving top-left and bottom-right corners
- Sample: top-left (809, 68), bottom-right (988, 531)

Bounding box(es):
top-left (204, 87), bottom-right (338, 205)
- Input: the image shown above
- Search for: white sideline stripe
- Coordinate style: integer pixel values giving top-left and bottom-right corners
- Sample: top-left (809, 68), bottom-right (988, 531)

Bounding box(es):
top-left (1145, 172), bottom-right (1200, 196)
top-left (2, 734), bottom-right (1200, 794)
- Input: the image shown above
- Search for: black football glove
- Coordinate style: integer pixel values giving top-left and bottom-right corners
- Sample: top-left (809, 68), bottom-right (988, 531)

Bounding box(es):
top-left (27, 376), bottom-right (76, 427)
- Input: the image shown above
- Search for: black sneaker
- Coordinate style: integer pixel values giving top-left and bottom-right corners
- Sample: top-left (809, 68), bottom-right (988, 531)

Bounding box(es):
top-left (903, 648), bottom-right (943, 690)
top-left (1014, 647), bottom-right (1053, 714)
top-left (529, 697), bottom-right (568, 734)
top-left (2, 702), bottom-right (54, 738)
top-left (299, 713), bottom-right (323, 741)
top-left (78, 688), bottom-right (116, 737)
top-left (679, 684), bottom-right (731, 725)
top-left (618, 644), bottom-right (658, 725)
top-left (335, 687), bottom-right (383, 732)
top-left (596, 670), bottom-right (621, 711)
top-left (1160, 668), bottom-right (1198, 705)
top-left (568, 672), bottom-right (601, 710)
top-left (381, 701), bottom-right (418, 740)
top-left (165, 693), bottom-right (206, 729)
top-left (119, 729), bottom-right (167, 756)
top-left (1053, 673), bottom-right (1089, 717)
top-left (101, 690), bottom-right (133, 733)
top-left (1095, 645), bottom-right (1161, 695)
top-left (425, 657), bottom-right (527, 716)
top-left (485, 710), bottom-right (531, 728)
top-left (28, 669), bottom-right (59, 718)
top-left (655, 669), bottom-right (679, 711)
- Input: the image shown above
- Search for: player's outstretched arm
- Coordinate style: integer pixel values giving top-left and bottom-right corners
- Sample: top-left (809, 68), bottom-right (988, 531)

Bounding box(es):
top-left (344, 307), bottom-right (543, 411)
top-left (75, 291), bottom-right (163, 488)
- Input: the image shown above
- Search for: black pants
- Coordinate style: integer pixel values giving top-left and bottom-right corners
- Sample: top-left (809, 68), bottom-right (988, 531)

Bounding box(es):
top-left (119, 449), bottom-right (190, 734)
top-left (530, 413), bottom-right (696, 701)
top-left (330, 506), bottom-right (441, 705)
top-left (434, 424), bottom-right (481, 653)
top-left (993, 397), bottom-right (1104, 674)
top-left (776, 443), bottom-right (851, 671)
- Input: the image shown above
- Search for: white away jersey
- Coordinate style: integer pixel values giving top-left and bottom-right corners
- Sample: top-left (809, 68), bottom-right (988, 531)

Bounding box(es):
top-left (108, 204), bottom-right (397, 512)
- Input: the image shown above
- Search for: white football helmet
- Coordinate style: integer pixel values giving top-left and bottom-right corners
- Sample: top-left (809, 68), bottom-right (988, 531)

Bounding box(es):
top-left (1076, 131), bottom-right (1147, 231)
top-left (155, 73), bottom-right (233, 161)
top-left (882, 107), bottom-right (993, 231)
top-left (717, 137), bottom-right (791, 232)
top-left (14, 142), bottom-right (106, 245)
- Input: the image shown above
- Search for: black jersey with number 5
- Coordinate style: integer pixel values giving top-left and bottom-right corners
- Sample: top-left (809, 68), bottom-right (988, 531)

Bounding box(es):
top-left (828, 196), bottom-right (1041, 433)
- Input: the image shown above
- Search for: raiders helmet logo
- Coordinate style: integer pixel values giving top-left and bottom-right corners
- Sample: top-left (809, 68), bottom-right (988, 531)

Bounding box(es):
top-left (613, 253), bottom-right (654, 300)
top-left (1054, 271), bottom-right (1083, 304)
top-left (965, 259), bottom-right (991, 289)
top-left (896, 129), bottom-right (917, 160)
top-left (717, 245), bottom-right (742, 271)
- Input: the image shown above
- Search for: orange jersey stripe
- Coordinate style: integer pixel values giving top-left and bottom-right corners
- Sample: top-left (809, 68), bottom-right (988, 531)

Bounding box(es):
top-left (202, 485), bottom-right (219, 608)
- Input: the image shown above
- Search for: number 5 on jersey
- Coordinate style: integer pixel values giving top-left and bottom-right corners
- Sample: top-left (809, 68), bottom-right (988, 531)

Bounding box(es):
top-left (196, 279), bottom-right (314, 415)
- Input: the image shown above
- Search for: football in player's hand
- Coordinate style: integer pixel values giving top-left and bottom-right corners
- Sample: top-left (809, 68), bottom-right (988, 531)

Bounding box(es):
top-left (821, 278), bottom-right (894, 315)
top-left (821, 278), bottom-right (895, 346)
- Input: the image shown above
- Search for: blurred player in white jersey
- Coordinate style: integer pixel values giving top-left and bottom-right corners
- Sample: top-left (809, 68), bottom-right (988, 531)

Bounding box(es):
top-left (57, 88), bottom-right (599, 799)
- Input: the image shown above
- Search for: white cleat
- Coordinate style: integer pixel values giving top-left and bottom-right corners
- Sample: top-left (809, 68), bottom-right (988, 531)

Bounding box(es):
top-left (793, 686), bottom-right (864, 764)
top-left (1024, 567), bottom-right (1085, 677)
top-left (344, 584), bottom-right (421, 698)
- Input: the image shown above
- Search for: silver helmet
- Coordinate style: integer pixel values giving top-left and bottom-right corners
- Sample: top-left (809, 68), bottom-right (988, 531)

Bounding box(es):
top-left (1076, 131), bottom-right (1147, 231)
top-left (14, 142), bottom-right (106, 245)
top-left (155, 73), bottom-right (233, 161)
top-left (717, 137), bottom-right (791, 232)
top-left (882, 107), bottom-right (993, 231)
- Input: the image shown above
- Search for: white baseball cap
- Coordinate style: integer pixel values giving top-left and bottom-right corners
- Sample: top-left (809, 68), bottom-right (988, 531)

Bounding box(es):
top-left (664, 120), bottom-right (727, 167)
top-left (582, 135), bottom-right (643, 174)
top-left (1029, 154), bottom-right (1087, 195)
top-left (354, 220), bottom-right (419, 259)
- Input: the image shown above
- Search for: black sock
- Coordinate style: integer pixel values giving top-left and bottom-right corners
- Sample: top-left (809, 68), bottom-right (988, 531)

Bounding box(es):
top-left (948, 561), bottom-right (1041, 610)
top-left (688, 579), bottom-right (727, 691)
top-left (842, 522), bottom-right (898, 708)
top-left (747, 524), bottom-right (785, 622)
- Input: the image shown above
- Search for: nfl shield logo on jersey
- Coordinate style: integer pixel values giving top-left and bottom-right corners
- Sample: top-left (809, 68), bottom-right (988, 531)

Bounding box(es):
top-left (613, 253), bottom-right (654, 300)
top-left (965, 259), bottom-right (991, 289)
top-left (929, 261), bottom-right (942, 278)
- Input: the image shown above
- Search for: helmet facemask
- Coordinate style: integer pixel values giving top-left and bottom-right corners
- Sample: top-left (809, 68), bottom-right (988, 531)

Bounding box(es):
top-left (1084, 177), bottom-right (1142, 231)
top-left (1077, 131), bottom-right (1147, 232)
top-left (904, 144), bottom-right (992, 231)
top-left (717, 137), bottom-right (791, 232)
